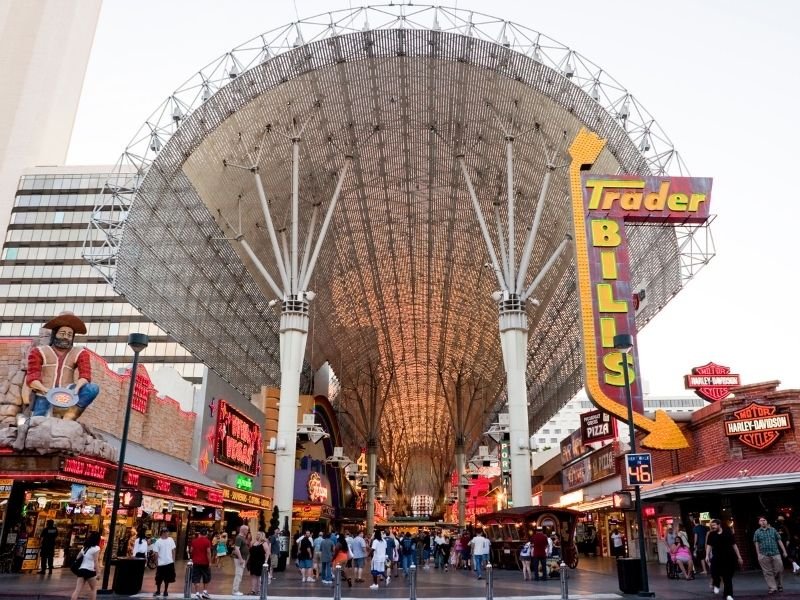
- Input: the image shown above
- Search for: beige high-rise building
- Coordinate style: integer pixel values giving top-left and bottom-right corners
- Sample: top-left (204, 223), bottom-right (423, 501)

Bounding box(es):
top-left (0, 0), bottom-right (102, 243)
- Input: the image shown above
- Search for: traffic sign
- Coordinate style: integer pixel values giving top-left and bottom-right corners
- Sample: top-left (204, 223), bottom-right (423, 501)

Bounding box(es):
top-left (625, 453), bottom-right (653, 486)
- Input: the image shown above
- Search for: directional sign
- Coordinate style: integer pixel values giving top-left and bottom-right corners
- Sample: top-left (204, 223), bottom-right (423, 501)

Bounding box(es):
top-left (625, 453), bottom-right (653, 486)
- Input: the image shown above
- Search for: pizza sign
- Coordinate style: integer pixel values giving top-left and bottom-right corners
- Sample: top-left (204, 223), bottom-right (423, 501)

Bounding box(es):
top-left (724, 402), bottom-right (792, 451)
top-left (685, 362), bottom-right (740, 402)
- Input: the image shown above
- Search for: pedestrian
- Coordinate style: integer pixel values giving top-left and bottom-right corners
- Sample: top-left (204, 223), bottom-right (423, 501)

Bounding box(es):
top-left (459, 531), bottom-right (471, 569)
top-left (268, 528), bottom-right (281, 580)
top-left (385, 530), bottom-right (398, 577)
top-left (313, 531), bottom-right (323, 579)
top-left (610, 527), bottom-right (625, 558)
top-left (350, 530), bottom-right (367, 583)
top-left (189, 528), bottom-right (212, 599)
top-left (400, 532), bottom-right (416, 577)
top-left (247, 531), bottom-right (270, 594)
top-left (153, 527), bottom-right (177, 598)
top-left (231, 524), bottom-right (250, 596)
top-left (320, 531), bottom-right (335, 584)
top-left (370, 529), bottom-right (388, 588)
top-left (70, 531), bottom-right (101, 600)
top-left (132, 527), bottom-right (149, 559)
top-left (672, 536), bottom-right (695, 580)
top-left (531, 527), bottom-right (548, 581)
top-left (298, 530), bottom-right (315, 582)
top-left (469, 529), bottom-right (490, 580)
top-left (519, 537), bottom-right (532, 580)
top-left (692, 517), bottom-right (709, 575)
top-left (214, 532), bottom-right (228, 568)
top-left (753, 516), bottom-right (788, 594)
top-left (705, 518), bottom-right (743, 600)
top-left (38, 519), bottom-right (58, 574)
top-left (332, 540), bottom-right (352, 586)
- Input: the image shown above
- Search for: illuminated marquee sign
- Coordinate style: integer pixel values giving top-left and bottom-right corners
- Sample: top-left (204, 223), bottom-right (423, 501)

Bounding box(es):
top-left (561, 443), bottom-right (617, 492)
top-left (560, 430), bottom-right (588, 465)
top-left (569, 129), bottom-right (712, 450)
top-left (62, 458), bottom-right (108, 481)
top-left (221, 485), bottom-right (272, 510)
top-left (685, 362), bottom-right (740, 402)
top-left (215, 400), bottom-right (262, 476)
top-left (307, 472), bottom-right (329, 503)
top-left (724, 402), bottom-right (792, 450)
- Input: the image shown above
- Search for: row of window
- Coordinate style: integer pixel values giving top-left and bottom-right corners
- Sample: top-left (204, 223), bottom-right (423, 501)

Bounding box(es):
top-left (0, 265), bottom-right (98, 279)
top-left (13, 194), bottom-right (105, 208)
top-left (5, 229), bottom-right (103, 243)
top-left (10, 211), bottom-right (97, 225)
top-left (90, 342), bottom-right (192, 358)
top-left (18, 175), bottom-right (114, 191)
top-left (0, 302), bottom-right (142, 318)
top-left (0, 282), bottom-right (117, 298)
top-left (3, 320), bottom-right (169, 338)
top-left (106, 361), bottom-right (205, 380)
top-left (2, 247), bottom-right (96, 261)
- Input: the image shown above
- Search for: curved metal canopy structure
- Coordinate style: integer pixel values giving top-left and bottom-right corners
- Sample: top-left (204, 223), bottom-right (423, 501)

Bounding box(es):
top-left (86, 4), bottom-right (713, 503)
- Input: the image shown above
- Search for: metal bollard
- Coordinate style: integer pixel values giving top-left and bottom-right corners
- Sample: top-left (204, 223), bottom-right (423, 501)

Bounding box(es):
top-left (409, 564), bottom-right (417, 600)
top-left (259, 560), bottom-right (269, 600)
top-left (334, 565), bottom-right (342, 600)
top-left (182, 560), bottom-right (193, 599)
top-left (485, 562), bottom-right (493, 600)
top-left (560, 561), bottom-right (569, 599)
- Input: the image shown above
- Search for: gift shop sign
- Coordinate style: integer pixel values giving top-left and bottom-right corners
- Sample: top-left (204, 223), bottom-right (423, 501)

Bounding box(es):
top-left (685, 362), bottom-right (740, 402)
top-left (568, 128), bottom-right (712, 450)
top-left (561, 443), bottom-right (617, 492)
top-left (215, 399), bottom-right (262, 476)
top-left (724, 402), bottom-right (792, 451)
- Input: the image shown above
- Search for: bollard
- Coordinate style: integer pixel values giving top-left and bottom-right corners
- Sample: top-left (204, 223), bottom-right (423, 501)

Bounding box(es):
top-left (409, 564), bottom-right (417, 600)
top-left (485, 562), bottom-right (493, 600)
top-left (259, 560), bottom-right (269, 600)
top-left (334, 565), bottom-right (342, 600)
top-left (559, 561), bottom-right (568, 599)
top-left (182, 560), bottom-right (193, 599)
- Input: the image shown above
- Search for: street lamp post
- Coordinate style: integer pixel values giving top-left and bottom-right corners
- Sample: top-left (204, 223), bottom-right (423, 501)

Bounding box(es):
top-left (99, 333), bottom-right (149, 594)
top-left (613, 333), bottom-right (652, 597)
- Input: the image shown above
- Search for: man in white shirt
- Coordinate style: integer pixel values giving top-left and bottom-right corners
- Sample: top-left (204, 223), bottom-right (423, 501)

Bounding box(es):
top-left (469, 531), bottom-right (491, 580)
top-left (153, 528), bottom-right (177, 598)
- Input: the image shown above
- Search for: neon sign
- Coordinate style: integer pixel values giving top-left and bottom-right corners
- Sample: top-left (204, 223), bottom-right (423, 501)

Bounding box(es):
top-left (215, 400), bottom-right (262, 476)
top-left (569, 129), bottom-right (712, 449)
top-left (307, 472), bottom-right (329, 503)
top-left (62, 458), bottom-right (108, 481)
top-left (724, 402), bottom-right (792, 450)
top-left (154, 479), bottom-right (171, 493)
top-left (685, 362), bottom-right (740, 402)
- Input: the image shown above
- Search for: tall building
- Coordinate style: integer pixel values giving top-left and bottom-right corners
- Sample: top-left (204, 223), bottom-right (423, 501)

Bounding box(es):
top-left (0, 166), bottom-right (204, 383)
top-left (0, 0), bottom-right (103, 244)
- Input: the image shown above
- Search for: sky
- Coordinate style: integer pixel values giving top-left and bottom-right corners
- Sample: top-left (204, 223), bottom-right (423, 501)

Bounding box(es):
top-left (68, 0), bottom-right (800, 396)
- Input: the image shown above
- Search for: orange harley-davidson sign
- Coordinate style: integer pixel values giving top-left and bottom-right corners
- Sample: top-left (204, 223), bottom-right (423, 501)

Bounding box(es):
top-left (724, 402), bottom-right (792, 451)
top-left (685, 362), bottom-right (740, 402)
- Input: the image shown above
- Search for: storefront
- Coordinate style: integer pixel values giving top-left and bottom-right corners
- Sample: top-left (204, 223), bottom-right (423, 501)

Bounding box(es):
top-left (220, 485), bottom-right (272, 537)
top-left (292, 469), bottom-right (335, 533)
top-left (0, 451), bottom-right (222, 572)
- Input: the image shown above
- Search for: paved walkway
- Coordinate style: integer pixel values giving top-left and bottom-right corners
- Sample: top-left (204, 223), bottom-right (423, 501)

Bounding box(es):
top-left (1, 557), bottom-right (799, 600)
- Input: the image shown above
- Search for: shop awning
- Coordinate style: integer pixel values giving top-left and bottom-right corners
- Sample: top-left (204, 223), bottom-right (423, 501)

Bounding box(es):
top-left (103, 435), bottom-right (219, 490)
top-left (641, 454), bottom-right (800, 500)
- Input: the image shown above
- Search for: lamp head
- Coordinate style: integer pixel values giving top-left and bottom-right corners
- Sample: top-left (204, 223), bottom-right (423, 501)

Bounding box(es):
top-left (127, 333), bottom-right (149, 353)
top-left (613, 333), bottom-right (634, 353)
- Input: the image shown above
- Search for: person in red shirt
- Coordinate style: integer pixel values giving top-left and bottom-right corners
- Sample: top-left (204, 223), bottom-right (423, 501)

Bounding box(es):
top-left (531, 528), bottom-right (549, 582)
top-left (190, 530), bottom-right (212, 599)
top-left (26, 312), bottom-right (99, 420)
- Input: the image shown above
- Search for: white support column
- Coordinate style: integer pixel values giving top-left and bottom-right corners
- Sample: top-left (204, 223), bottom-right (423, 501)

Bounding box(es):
top-left (499, 306), bottom-right (531, 507)
top-left (455, 443), bottom-right (466, 529)
top-left (273, 300), bottom-right (310, 531)
top-left (366, 440), bottom-right (378, 536)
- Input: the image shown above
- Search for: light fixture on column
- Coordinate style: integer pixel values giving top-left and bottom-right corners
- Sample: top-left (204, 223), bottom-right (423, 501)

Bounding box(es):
top-left (484, 412), bottom-right (510, 444)
top-left (297, 413), bottom-right (329, 444)
top-left (326, 446), bottom-right (353, 468)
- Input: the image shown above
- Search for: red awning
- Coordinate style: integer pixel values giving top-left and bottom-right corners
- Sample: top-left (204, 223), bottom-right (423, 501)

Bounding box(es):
top-left (641, 454), bottom-right (800, 499)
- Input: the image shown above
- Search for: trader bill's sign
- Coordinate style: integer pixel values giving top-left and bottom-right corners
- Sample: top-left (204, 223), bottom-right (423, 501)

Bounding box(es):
top-left (724, 402), bottom-right (792, 451)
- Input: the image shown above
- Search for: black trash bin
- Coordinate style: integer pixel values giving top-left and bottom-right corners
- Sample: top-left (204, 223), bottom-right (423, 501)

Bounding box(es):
top-left (617, 557), bottom-right (642, 594)
top-left (112, 558), bottom-right (146, 595)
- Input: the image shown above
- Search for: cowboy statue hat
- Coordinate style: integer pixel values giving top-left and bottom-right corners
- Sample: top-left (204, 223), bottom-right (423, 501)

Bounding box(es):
top-left (43, 311), bottom-right (87, 335)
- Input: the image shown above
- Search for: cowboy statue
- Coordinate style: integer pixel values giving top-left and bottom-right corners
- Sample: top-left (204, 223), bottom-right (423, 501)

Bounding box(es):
top-left (25, 312), bottom-right (99, 420)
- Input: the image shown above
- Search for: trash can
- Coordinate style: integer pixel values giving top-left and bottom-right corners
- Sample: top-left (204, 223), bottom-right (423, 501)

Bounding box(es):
top-left (617, 557), bottom-right (642, 594)
top-left (112, 558), bottom-right (146, 595)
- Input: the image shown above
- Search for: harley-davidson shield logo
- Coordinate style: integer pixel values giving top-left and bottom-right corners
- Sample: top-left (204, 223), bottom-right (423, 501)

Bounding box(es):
top-left (685, 362), bottom-right (741, 402)
top-left (724, 402), bottom-right (792, 451)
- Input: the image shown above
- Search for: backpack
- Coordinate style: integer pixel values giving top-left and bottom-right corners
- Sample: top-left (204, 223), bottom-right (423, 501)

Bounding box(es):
top-left (401, 537), bottom-right (414, 555)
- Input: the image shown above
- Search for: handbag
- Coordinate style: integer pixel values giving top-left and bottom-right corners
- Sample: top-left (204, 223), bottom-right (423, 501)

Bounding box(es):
top-left (70, 550), bottom-right (84, 576)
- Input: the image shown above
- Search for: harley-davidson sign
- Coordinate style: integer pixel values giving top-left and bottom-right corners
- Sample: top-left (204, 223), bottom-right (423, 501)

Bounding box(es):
top-left (685, 362), bottom-right (740, 402)
top-left (724, 402), bottom-right (792, 451)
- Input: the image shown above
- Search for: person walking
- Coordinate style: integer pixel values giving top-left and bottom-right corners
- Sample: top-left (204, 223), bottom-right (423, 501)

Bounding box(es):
top-left (247, 531), bottom-right (270, 594)
top-left (693, 517), bottom-right (710, 575)
top-left (268, 529), bottom-right (281, 580)
top-left (313, 532), bottom-right (323, 580)
top-left (350, 530), bottom-right (367, 583)
top-left (400, 532), bottom-right (416, 578)
top-left (610, 528), bottom-right (625, 558)
top-left (531, 528), bottom-right (549, 582)
top-left (370, 530), bottom-right (388, 588)
top-left (231, 525), bottom-right (250, 596)
top-left (469, 530), bottom-right (490, 580)
top-left (298, 530), bottom-right (315, 582)
top-left (132, 528), bottom-right (149, 559)
top-left (753, 516), bottom-right (788, 594)
top-left (38, 519), bottom-right (58, 574)
top-left (319, 532), bottom-right (335, 584)
top-left (706, 518), bottom-right (743, 600)
top-left (214, 532), bottom-right (228, 569)
top-left (70, 531), bottom-right (101, 600)
top-left (152, 528), bottom-right (177, 598)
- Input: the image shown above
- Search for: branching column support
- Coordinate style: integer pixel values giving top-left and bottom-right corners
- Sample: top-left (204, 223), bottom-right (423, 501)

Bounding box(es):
top-left (455, 436), bottom-right (466, 529)
top-left (243, 143), bottom-right (352, 532)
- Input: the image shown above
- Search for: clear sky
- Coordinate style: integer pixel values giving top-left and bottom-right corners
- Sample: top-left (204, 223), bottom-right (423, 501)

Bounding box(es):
top-left (68, 0), bottom-right (800, 396)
